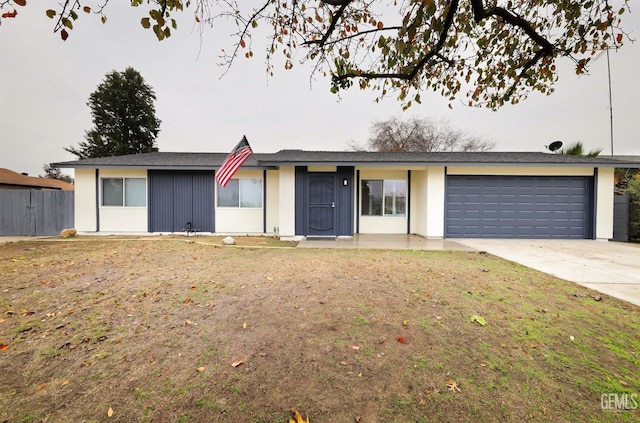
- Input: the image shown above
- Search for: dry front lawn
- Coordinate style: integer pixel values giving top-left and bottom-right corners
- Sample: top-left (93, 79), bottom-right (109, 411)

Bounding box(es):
top-left (1, 239), bottom-right (638, 423)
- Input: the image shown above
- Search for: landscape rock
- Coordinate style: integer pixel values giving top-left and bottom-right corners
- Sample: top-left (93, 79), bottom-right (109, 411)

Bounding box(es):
top-left (222, 236), bottom-right (236, 246)
top-left (60, 228), bottom-right (77, 238)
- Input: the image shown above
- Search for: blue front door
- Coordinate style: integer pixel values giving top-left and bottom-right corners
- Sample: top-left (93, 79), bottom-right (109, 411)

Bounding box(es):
top-left (307, 174), bottom-right (336, 236)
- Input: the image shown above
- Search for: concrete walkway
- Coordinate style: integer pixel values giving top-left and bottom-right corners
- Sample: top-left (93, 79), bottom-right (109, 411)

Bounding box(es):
top-left (455, 239), bottom-right (640, 308)
top-left (297, 234), bottom-right (475, 251)
top-left (0, 236), bottom-right (53, 244)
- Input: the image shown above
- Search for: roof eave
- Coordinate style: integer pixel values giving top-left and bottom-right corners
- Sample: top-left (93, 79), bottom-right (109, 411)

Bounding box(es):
top-left (51, 163), bottom-right (277, 171)
top-left (259, 160), bottom-right (629, 167)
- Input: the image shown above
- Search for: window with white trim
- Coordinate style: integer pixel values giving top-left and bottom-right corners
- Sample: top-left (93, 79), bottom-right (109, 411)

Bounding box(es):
top-left (102, 178), bottom-right (146, 207)
top-left (217, 178), bottom-right (263, 208)
top-left (361, 179), bottom-right (406, 216)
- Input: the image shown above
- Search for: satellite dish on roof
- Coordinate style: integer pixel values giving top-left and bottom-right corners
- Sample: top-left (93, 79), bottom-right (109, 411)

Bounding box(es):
top-left (546, 141), bottom-right (563, 152)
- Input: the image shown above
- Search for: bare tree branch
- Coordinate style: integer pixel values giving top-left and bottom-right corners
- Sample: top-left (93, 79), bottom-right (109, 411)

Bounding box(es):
top-left (365, 116), bottom-right (494, 153)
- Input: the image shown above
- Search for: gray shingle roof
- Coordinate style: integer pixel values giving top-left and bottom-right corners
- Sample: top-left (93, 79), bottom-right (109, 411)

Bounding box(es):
top-left (259, 150), bottom-right (634, 166)
top-left (51, 150), bottom-right (639, 169)
top-left (52, 152), bottom-right (270, 169)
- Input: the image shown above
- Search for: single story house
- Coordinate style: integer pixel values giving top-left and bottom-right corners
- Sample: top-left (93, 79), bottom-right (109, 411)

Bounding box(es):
top-left (51, 150), bottom-right (637, 240)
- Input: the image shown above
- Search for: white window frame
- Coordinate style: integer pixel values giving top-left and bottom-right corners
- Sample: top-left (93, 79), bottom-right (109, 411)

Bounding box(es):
top-left (361, 179), bottom-right (406, 217)
top-left (216, 178), bottom-right (263, 208)
top-left (101, 177), bottom-right (147, 207)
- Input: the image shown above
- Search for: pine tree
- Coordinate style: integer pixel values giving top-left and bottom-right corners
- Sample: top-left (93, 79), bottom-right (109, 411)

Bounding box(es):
top-left (66, 67), bottom-right (161, 159)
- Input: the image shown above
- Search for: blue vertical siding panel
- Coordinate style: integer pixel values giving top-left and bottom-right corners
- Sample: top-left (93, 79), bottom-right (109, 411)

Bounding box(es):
top-left (149, 170), bottom-right (215, 232)
top-left (191, 172), bottom-right (215, 232)
top-left (336, 166), bottom-right (354, 236)
top-left (295, 166), bottom-right (307, 235)
top-left (148, 171), bottom-right (174, 232)
top-left (172, 173), bottom-right (194, 231)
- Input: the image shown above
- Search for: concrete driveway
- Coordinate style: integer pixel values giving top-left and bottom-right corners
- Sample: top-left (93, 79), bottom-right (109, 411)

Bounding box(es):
top-left (455, 239), bottom-right (640, 308)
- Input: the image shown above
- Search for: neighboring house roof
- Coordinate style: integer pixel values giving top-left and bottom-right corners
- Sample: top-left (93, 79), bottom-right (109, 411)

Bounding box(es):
top-left (0, 168), bottom-right (74, 190)
top-left (50, 150), bottom-right (640, 170)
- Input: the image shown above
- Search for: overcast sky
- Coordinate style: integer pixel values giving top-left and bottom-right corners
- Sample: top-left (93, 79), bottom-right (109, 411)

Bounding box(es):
top-left (1, 2), bottom-right (638, 177)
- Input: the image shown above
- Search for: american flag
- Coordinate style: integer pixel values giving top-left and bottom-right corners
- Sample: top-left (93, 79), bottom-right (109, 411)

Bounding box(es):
top-left (215, 136), bottom-right (254, 187)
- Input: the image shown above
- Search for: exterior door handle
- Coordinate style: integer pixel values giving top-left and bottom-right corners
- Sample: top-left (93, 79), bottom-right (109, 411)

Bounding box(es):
top-left (332, 202), bottom-right (335, 208)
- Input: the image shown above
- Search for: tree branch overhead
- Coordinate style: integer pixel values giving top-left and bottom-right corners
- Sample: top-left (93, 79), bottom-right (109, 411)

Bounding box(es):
top-left (1, 0), bottom-right (631, 109)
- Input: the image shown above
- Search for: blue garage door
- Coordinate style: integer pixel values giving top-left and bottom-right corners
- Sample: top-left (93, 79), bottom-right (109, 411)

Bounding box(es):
top-left (446, 176), bottom-right (593, 239)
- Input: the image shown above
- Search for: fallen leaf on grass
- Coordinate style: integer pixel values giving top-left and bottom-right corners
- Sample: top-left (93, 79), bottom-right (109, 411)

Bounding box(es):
top-left (351, 345), bottom-right (360, 351)
top-left (469, 315), bottom-right (487, 326)
top-left (446, 380), bottom-right (461, 393)
top-left (0, 344), bottom-right (8, 351)
top-left (396, 337), bottom-right (405, 344)
top-left (37, 383), bottom-right (47, 391)
top-left (196, 367), bottom-right (205, 372)
top-left (107, 407), bottom-right (114, 417)
top-left (402, 319), bottom-right (408, 326)
top-left (231, 359), bottom-right (244, 368)
top-left (60, 380), bottom-right (69, 386)
top-left (243, 322), bottom-right (247, 329)
top-left (289, 408), bottom-right (309, 423)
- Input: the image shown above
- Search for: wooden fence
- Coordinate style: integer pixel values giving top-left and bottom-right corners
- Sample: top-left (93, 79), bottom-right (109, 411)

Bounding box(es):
top-left (0, 190), bottom-right (74, 236)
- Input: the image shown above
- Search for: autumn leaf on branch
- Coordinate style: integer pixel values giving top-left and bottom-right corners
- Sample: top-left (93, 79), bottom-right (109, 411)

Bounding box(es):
top-left (1, 0), bottom-right (632, 109)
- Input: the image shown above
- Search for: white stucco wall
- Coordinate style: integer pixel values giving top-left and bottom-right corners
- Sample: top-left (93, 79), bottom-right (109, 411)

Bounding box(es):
top-left (410, 170), bottom-right (427, 236)
top-left (215, 169), bottom-right (265, 234)
top-left (74, 168), bottom-right (97, 232)
top-left (98, 169), bottom-right (148, 232)
top-left (266, 169), bottom-right (279, 236)
top-left (596, 167), bottom-right (615, 240)
top-left (425, 167), bottom-right (446, 238)
top-left (357, 168), bottom-right (409, 234)
top-left (215, 209), bottom-right (264, 233)
top-left (278, 166), bottom-right (296, 238)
